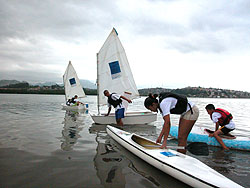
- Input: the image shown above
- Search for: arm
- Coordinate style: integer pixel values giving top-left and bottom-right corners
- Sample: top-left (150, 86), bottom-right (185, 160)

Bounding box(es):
top-left (209, 122), bottom-right (220, 137)
top-left (156, 114), bottom-right (171, 149)
top-left (105, 106), bottom-right (111, 116)
top-left (120, 95), bottom-right (132, 103)
top-left (215, 122), bottom-right (219, 131)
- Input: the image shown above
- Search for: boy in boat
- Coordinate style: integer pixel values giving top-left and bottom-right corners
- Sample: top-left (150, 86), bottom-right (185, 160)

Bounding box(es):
top-left (144, 92), bottom-right (199, 154)
top-left (205, 104), bottom-right (235, 150)
top-left (67, 95), bottom-right (82, 106)
top-left (103, 90), bottom-right (132, 126)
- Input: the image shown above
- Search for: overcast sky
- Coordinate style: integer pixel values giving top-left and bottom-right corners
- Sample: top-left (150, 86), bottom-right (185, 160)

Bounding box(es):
top-left (1, 0), bottom-right (250, 91)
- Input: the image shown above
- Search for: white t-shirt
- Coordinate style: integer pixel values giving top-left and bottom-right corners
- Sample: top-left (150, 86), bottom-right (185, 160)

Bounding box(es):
top-left (160, 97), bottom-right (194, 117)
top-left (107, 93), bottom-right (124, 111)
top-left (211, 112), bottom-right (235, 129)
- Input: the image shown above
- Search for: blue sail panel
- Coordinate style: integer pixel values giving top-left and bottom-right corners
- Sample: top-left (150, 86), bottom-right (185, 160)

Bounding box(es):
top-left (109, 61), bottom-right (121, 79)
top-left (69, 78), bottom-right (76, 86)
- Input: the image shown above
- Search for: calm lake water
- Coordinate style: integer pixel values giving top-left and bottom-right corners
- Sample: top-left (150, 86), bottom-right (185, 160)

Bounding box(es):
top-left (0, 94), bottom-right (249, 188)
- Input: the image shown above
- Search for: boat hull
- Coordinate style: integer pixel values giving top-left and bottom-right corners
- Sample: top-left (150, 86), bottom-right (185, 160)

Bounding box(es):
top-left (90, 111), bottom-right (157, 125)
top-left (170, 126), bottom-right (250, 151)
top-left (106, 125), bottom-right (243, 188)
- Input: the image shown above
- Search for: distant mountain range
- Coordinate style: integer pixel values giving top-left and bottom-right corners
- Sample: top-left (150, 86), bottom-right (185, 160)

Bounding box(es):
top-left (0, 80), bottom-right (25, 87)
top-left (0, 79), bottom-right (97, 89)
top-left (80, 80), bottom-right (96, 89)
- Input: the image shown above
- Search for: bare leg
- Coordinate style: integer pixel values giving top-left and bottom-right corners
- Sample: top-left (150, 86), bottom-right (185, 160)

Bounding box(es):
top-left (116, 118), bottom-right (123, 126)
top-left (213, 130), bottom-right (229, 150)
top-left (177, 118), bottom-right (196, 154)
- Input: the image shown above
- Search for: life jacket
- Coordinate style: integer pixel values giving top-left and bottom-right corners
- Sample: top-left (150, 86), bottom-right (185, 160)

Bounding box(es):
top-left (212, 108), bottom-right (233, 126)
top-left (158, 92), bottom-right (189, 114)
top-left (71, 97), bottom-right (76, 104)
top-left (108, 93), bottom-right (122, 108)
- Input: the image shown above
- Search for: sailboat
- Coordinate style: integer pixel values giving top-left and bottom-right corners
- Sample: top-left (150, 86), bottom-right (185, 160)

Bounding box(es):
top-left (90, 28), bottom-right (157, 125)
top-left (62, 61), bottom-right (88, 111)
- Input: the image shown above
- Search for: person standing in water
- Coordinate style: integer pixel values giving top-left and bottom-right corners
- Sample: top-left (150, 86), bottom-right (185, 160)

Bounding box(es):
top-left (205, 104), bottom-right (235, 150)
top-left (104, 90), bottom-right (132, 126)
top-left (144, 92), bottom-right (199, 154)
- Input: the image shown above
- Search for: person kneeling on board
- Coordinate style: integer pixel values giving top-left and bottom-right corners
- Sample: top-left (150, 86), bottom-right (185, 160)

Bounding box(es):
top-left (144, 92), bottom-right (199, 154)
top-left (104, 90), bottom-right (132, 126)
top-left (205, 104), bottom-right (235, 150)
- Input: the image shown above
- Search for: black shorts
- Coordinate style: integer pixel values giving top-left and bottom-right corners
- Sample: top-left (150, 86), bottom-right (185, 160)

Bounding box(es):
top-left (220, 126), bottom-right (234, 134)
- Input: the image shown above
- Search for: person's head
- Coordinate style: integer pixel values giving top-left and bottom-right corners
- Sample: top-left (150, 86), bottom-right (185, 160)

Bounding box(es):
top-left (144, 93), bottom-right (159, 112)
top-left (74, 95), bottom-right (78, 99)
top-left (103, 90), bottom-right (110, 97)
top-left (205, 104), bottom-right (215, 115)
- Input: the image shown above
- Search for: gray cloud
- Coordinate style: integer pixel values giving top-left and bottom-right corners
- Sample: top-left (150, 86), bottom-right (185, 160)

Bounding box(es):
top-left (124, 0), bottom-right (250, 53)
top-left (0, 0), bottom-right (107, 41)
top-left (0, 0), bottom-right (250, 91)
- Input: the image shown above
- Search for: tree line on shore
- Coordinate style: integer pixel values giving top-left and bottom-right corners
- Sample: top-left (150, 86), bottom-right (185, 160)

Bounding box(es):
top-left (1, 81), bottom-right (250, 98)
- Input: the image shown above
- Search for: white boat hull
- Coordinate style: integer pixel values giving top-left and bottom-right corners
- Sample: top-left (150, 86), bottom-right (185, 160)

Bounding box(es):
top-left (61, 103), bottom-right (88, 111)
top-left (106, 125), bottom-right (243, 188)
top-left (90, 111), bottom-right (157, 125)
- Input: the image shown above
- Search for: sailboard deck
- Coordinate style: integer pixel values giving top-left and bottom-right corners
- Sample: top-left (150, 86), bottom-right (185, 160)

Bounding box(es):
top-left (169, 126), bottom-right (250, 151)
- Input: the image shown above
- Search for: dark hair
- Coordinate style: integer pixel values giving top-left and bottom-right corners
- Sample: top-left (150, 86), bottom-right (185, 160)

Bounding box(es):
top-left (144, 93), bottom-right (159, 108)
top-left (205, 104), bottom-right (215, 110)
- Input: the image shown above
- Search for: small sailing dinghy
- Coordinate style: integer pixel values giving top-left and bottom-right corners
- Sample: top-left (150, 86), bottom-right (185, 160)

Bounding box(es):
top-left (62, 61), bottom-right (88, 111)
top-left (106, 125), bottom-right (243, 188)
top-left (170, 126), bottom-right (250, 151)
top-left (90, 28), bottom-right (156, 125)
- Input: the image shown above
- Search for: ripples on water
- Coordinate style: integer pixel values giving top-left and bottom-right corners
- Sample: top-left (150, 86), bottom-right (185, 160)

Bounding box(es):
top-left (0, 94), bottom-right (249, 187)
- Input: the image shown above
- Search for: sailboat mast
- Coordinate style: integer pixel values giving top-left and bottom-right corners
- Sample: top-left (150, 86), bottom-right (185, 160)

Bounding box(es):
top-left (96, 53), bottom-right (100, 115)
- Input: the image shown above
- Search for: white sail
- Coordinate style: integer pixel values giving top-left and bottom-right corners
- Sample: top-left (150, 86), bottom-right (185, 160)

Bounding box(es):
top-left (97, 28), bottom-right (139, 106)
top-left (63, 61), bottom-right (85, 101)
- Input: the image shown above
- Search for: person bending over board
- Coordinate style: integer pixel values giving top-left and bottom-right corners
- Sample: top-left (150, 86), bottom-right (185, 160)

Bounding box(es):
top-left (104, 90), bottom-right (132, 126)
top-left (144, 92), bottom-right (199, 154)
top-left (205, 104), bottom-right (235, 150)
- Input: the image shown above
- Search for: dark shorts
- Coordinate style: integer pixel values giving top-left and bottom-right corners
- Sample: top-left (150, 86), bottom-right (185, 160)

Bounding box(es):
top-left (220, 126), bottom-right (234, 134)
top-left (115, 108), bottom-right (125, 120)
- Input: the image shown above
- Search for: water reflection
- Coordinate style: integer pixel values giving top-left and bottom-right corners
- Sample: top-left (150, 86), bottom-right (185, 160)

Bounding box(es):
top-left (110, 139), bottom-right (191, 188)
top-left (89, 124), bottom-right (190, 188)
top-left (209, 147), bottom-right (235, 173)
top-left (61, 110), bottom-right (88, 151)
top-left (91, 125), bottom-right (126, 187)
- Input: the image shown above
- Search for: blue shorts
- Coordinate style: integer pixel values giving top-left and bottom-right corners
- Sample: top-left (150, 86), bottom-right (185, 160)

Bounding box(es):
top-left (115, 108), bottom-right (125, 120)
